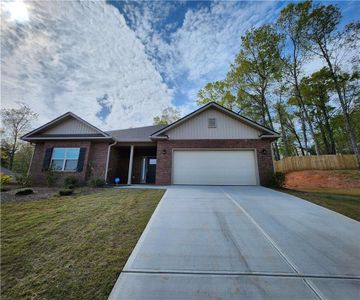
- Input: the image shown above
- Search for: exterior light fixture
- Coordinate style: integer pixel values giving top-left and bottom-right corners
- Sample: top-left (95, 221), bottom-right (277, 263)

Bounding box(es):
top-left (261, 149), bottom-right (267, 155)
top-left (162, 149), bottom-right (167, 155)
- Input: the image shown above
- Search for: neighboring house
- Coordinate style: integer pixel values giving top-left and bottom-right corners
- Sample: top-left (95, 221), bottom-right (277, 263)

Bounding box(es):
top-left (22, 102), bottom-right (279, 186)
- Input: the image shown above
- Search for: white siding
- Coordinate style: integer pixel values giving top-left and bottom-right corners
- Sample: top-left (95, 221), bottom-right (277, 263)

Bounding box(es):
top-left (42, 118), bottom-right (99, 135)
top-left (167, 108), bottom-right (261, 140)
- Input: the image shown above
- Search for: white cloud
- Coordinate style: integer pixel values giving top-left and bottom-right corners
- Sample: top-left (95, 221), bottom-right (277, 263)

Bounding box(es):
top-left (1, 0), bottom-right (173, 130)
top-left (121, 1), bottom-right (282, 106)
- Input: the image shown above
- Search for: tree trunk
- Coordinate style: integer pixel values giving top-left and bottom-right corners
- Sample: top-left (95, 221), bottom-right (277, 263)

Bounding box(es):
top-left (294, 85), bottom-right (320, 155)
top-left (299, 111), bottom-right (309, 155)
top-left (290, 41), bottom-right (320, 155)
top-left (9, 133), bottom-right (18, 170)
top-left (262, 93), bottom-right (280, 160)
top-left (286, 118), bottom-right (305, 156)
top-left (322, 55), bottom-right (360, 167)
top-left (320, 105), bottom-right (336, 154)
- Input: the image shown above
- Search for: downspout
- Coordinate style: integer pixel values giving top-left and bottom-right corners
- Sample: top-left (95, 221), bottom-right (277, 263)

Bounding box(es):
top-left (105, 140), bottom-right (117, 183)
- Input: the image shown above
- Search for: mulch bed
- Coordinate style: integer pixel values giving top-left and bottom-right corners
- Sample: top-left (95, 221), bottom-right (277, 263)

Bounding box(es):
top-left (1, 186), bottom-right (107, 203)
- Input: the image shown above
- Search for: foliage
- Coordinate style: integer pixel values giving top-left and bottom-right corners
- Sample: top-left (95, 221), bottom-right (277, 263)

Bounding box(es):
top-left (59, 189), bottom-right (74, 196)
top-left (63, 176), bottom-right (79, 189)
top-left (88, 178), bottom-right (106, 188)
top-left (0, 173), bottom-right (12, 186)
top-left (15, 174), bottom-right (32, 187)
top-left (12, 143), bottom-right (34, 175)
top-left (45, 167), bottom-right (57, 187)
top-left (1, 139), bottom-right (11, 168)
top-left (266, 172), bottom-right (286, 188)
top-left (197, 0), bottom-right (360, 163)
top-left (153, 106), bottom-right (181, 125)
top-left (197, 80), bottom-right (237, 109)
top-left (15, 188), bottom-right (34, 196)
top-left (0, 103), bottom-right (38, 170)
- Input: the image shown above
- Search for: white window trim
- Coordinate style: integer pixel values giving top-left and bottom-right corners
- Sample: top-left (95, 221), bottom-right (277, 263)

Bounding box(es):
top-left (51, 147), bottom-right (80, 172)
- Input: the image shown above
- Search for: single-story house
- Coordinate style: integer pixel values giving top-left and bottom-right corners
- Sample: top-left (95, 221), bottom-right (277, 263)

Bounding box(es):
top-left (22, 102), bottom-right (279, 186)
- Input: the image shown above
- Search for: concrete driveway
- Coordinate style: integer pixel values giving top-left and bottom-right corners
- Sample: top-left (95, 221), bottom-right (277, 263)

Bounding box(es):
top-left (109, 186), bottom-right (360, 300)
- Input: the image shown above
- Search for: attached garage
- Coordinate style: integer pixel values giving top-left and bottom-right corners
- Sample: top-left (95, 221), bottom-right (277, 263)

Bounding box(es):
top-left (172, 150), bottom-right (258, 185)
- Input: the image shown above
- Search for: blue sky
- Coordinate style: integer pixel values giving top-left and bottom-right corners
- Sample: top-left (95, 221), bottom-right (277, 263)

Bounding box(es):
top-left (1, 0), bottom-right (359, 129)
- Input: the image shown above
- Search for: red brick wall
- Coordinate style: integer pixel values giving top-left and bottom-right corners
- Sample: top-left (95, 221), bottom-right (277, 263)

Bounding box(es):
top-left (155, 139), bottom-right (274, 185)
top-left (29, 141), bottom-right (109, 186)
top-left (87, 142), bottom-right (109, 180)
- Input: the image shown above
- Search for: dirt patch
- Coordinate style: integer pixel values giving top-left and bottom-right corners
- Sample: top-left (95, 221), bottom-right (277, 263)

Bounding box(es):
top-left (285, 170), bottom-right (360, 190)
top-left (1, 186), bottom-right (107, 203)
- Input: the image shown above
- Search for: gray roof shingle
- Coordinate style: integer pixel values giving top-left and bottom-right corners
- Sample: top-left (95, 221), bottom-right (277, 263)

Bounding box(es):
top-left (106, 124), bottom-right (166, 142)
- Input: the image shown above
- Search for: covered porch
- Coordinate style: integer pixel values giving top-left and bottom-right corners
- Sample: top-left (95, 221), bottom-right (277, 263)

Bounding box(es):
top-left (106, 143), bottom-right (157, 185)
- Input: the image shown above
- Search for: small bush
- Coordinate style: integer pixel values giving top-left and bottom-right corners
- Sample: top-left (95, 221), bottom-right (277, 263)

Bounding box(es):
top-left (59, 189), bottom-right (74, 196)
top-left (46, 167), bottom-right (57, 187)
top-left (88, 178), bottom-right (106, 188)
top-left (16, 174), bottom-right (32, 187)
top-left (266, 172), bottom-right (286, 188)
top-left (1, 173), bottom-right (12, 186)
top-left (15, 188), bottom-right (34, 196)
top-left (64, 176), bottom-right (78, 188)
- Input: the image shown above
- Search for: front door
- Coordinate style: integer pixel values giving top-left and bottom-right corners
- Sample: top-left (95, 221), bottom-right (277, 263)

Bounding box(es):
top-left (146, 157), bottom-right (157, 184)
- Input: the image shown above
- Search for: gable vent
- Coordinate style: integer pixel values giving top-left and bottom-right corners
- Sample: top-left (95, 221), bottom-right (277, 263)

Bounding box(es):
top-left (208, 118), bottom-right (217, 128)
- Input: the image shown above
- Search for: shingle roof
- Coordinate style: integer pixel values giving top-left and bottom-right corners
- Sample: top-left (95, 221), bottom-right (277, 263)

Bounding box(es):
top-left (106, 124), bottom-right (166, 142)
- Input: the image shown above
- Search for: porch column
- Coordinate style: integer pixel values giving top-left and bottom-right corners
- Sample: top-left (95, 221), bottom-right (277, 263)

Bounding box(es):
top-left (127, 145), bottom-right (134, 185)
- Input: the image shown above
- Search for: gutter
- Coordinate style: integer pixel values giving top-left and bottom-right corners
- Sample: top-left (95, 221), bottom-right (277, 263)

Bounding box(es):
top-left (104, 140), bottom-right (117, 183)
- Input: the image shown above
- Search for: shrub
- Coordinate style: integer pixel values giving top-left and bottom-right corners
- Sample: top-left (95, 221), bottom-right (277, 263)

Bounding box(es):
top-left (0, 173), bottom-right (12, 186)
top-left (64, 176), bottom-right (78, 189)
top-left (46, 167), bottom-right (57, 187)
top-left (266, 172), bottom-right (286, 188)
top-left (1, 187), bottom-right (10, 192)
top-left (59, 189), bottom-right (74, 196)
top-left (15, 188), bottom-right (34, 196)
top-left (88, 178), bottom-right (106, 188)
top-left (16, 174), bottom-right (32, 187)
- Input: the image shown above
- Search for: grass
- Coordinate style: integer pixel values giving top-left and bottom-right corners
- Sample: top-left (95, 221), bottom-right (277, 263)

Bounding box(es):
top-left (1, 188), bottom-right (165, 300)
top-left (278, 188), bottom-right (360, 222)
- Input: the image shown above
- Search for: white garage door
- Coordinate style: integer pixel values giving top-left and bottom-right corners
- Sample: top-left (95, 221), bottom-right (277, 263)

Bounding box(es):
top-left (172, 150), bottom-right (258, 185)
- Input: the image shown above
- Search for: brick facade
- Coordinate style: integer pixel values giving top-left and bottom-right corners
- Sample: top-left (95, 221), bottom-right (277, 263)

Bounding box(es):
top-left (29, 141), bottom-right (109, 186)
top-left (29, 139), bottom-right (274, 186)
top-left (155, 139), bottom-right (274, 185)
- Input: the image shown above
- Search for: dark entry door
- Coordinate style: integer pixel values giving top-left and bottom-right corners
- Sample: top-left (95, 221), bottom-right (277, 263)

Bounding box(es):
top-left (146, 157), bottom-right (157, 183)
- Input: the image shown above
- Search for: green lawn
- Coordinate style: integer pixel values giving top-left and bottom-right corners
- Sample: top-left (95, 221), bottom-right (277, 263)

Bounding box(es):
top-left (1, 188), bottom-right (165, 300)
top-left (279, 189), bottom-right (360, 222)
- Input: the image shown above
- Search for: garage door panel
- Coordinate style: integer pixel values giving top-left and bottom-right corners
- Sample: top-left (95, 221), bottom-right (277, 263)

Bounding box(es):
top-left (173, 150), bottom-right (257, 185)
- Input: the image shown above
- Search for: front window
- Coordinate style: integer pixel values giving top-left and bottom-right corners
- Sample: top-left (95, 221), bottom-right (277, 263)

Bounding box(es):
top-left (51, 148), bottom-right (80, 171)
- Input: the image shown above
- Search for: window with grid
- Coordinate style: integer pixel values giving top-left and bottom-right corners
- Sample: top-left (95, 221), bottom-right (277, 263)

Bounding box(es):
top-left (50, 148), bottom-right (80, 171)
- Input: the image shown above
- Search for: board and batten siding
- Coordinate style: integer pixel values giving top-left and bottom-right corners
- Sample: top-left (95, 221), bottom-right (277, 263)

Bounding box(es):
top-left (166, 108), bottom-right (261, 140)
top-left (43, 118), bottom-right (99, 135)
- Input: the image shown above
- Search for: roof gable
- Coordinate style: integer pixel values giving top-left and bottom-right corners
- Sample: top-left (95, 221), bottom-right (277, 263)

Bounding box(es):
top-left (22, 112), bottom-right (111, 141)
top-left (151, 102), bottom-right (279, 139)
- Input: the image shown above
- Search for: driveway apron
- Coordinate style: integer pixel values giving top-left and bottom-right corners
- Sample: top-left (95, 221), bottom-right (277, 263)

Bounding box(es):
top-left (109, 186), bottom-right (360, 300)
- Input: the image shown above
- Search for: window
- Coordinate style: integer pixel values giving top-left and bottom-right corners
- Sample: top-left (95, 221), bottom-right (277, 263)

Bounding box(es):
top-left (51, 148), bottom-right (80, 171)
top-left (149, 158), bottom-right (157, 165)
top-left (208, 118), bottom-right (216, 128)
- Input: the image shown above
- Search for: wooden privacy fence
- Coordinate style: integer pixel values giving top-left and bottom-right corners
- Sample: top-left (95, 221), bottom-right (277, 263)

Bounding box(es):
top-left (274, 155), bottom-right (358, 173)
